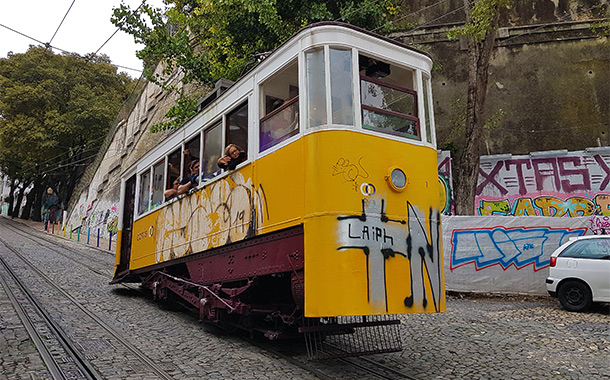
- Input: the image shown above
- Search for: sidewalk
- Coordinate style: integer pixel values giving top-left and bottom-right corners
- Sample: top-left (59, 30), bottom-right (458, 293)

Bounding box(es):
top-left (1, 214), bottom-right (116, 253)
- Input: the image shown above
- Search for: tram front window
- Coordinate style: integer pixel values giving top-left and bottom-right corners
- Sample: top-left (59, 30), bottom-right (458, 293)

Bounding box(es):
top-left (361, 78), bottom-right (418, 138)
top-left (330, 48), bottom-right (354, 125)
top-left (306, 49), bottom-right (327, 128)
top-left (359, 54), bottom-right (419, 139)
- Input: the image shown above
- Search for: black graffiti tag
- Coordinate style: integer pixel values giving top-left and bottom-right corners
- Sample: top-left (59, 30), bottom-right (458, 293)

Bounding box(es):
top-left (337, 199), bottom-right (442, 312)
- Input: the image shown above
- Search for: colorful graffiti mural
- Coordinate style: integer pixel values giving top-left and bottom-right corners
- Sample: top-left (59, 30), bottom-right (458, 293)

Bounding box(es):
top-left (478, 193), bottom-right (610, 217)
top-left (450, 226), bottom-right (587, 271)
top-left (73, 200), bottom-right (119, 234)
top-left (475, 149), bottom-right (610, 217)
top-left (437, 151), bottom-right (453, 215)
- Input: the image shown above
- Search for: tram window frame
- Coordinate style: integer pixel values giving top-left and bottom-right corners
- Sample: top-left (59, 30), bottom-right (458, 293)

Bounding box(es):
top-left (329, 47), bottom-right (354, 126)
top-left (360, 75), bottom-right (420, 140)
top-left (138, 169), bottom-right (151, 215)
top-left (259, 58), bottom-right (299, 152)
top-left (203, 121), bottom-right (223, 180)
top-left (305, 48), bottom-right (328, 128)
top-left (225, 101), bottom-right (248, 159)
top-left (167, 148), bottom-right (181, 190)
top-left (423, 75), bottom-right (434, 145)
top-left (183, 134), bottom-right (201, 182)
top-left (151, 158), bottom-right (165, 209)
top-left (259, 96), bottom-right (299, 152)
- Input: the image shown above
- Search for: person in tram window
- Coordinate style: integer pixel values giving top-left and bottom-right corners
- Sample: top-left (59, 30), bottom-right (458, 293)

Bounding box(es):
top-left (177, 160), bottom-right (200, 195)
top-left (164, 177), bottom-right (180, 200)
top-left (217, 144), bottom-right (246, 171)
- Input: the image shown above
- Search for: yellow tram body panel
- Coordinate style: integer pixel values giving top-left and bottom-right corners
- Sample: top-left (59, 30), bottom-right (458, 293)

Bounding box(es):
top-left (124, 129), bottom-right (444, 317)
top-left (301, 130), bottom-right (445, 317)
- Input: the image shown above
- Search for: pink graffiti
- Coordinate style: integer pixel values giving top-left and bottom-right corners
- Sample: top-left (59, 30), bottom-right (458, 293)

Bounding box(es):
top-left (477, 153), bottom-right (610, 196)
top-left (590, 216), bottom-right (610, 235)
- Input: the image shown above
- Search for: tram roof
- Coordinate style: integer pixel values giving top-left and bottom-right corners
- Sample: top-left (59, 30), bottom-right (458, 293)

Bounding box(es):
top-left (203, 21), bottom-right (432, 111)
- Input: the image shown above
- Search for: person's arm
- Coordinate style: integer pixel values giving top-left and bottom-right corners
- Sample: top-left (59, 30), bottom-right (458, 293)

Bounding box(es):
top-left (177, 182), bottom-right (191, 195)
top-left (217, 155), bottom-right (230, 169)
top-left (163, 189), bottom-right (177, 198)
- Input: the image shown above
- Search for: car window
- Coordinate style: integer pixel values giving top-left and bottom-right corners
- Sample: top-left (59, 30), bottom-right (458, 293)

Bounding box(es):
top-left (559, 238), bottom-right (610, 259)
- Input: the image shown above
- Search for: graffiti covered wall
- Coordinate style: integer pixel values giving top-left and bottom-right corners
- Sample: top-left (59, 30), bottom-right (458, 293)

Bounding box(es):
top-left (476, 147), bottom-right (610, 217)
top-left (442, 215), bottom-right (595, 295)
top-left (437, 150), bottom-right (454, 215)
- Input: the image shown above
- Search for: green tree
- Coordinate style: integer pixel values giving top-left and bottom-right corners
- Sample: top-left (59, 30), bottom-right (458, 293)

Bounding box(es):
top-left (112, 0), bottom-right (402, 131)
top-left (447, 0), bottom-right (512, 215)
top-left (0, 47), bottom-right (134, 220)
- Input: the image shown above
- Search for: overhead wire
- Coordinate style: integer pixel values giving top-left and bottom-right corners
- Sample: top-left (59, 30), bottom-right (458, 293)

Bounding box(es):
top-left (48, 0), bottom-right (77, 46)
top-left (0, 0), bottom-right (152, 74)
top-left (371, 0), bottom-right (453, 33)
top-left (4, 2), bottom-right (606, 175)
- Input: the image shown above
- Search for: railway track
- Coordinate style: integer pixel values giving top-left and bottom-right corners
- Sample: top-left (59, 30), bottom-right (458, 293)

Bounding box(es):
top-left (2, 221), bottom-right (114, 277)
top-left (0, 254), bottom-right (101, 379)
top-left (2, 219), bottom-right (420, 380)
top-left (0, 220), bottom-right (174, 380)
top-left (241, 334), bottom-right (420, 380)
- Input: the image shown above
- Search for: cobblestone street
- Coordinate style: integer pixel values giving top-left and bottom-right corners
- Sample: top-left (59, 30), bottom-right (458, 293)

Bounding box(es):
top-left (0, 216), bottom-right (608, 379)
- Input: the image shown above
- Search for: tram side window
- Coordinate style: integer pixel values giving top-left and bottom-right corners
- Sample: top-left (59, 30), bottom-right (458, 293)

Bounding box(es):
top-left (226, 102), bottom-right (248, 155)
top-left (183, 134), bottom-right (201, 178)
top-left (423, 76), bottom-right (433, 144)
top-left (151, 159), bottom-right (165, 208)
top-left (138, 170), bottom-right (151, 215)
top-left (203, 122), bottom-right (222, 179)
top-left (259, 59), bottom-right (299, 152)
top-left (359, 54), bottom-right (420, 140)
top-left (167, 148), bottom-right (181, 188)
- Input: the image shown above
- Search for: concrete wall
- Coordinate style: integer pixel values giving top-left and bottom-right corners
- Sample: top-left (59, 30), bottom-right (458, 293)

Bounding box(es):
top-left (64, 68), bottom-right (196, 234)
top-left (397, 1), bottom-right (609, 155)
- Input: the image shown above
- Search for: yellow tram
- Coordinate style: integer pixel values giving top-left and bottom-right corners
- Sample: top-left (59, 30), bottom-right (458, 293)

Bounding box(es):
top-left (112, 22), bottom-right (444, 357)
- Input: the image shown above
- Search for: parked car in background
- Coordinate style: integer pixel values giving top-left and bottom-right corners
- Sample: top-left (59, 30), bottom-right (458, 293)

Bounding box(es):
top-left (546, 235), bottom-right (610, 312)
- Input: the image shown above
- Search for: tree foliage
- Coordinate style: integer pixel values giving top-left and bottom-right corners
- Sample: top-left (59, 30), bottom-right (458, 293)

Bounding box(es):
top-left (0, 47), bottom-right (134, 219)
top-left (112, 0), bottom-right (402, 131)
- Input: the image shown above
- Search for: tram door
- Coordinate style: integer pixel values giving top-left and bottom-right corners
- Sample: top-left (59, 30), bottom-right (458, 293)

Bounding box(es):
top-left (117, 175), bottom-right (136, 274)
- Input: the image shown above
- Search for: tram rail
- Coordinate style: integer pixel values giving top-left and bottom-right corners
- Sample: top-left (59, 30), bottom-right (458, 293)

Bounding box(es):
top-left (0, 220), bottom-right (174, 380)
top-left (2, 217), bottom-right (423, 379)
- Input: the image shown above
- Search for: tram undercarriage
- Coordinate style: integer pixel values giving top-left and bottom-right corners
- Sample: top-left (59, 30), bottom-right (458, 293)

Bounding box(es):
top-left (111, 225), bottom-right (402, 358)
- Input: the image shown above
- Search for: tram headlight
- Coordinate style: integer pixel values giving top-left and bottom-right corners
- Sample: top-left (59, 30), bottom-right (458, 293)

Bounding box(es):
top-left (386, 167), bottom-right (407, 192)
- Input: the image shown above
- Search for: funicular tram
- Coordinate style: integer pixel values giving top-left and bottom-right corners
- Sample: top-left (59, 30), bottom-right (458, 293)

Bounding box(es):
top-left (112, 22), bottom-right (445, 359)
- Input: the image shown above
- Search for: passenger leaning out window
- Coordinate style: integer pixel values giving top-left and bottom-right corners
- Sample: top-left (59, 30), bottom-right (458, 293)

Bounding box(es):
top-left (177, 160), bottom-right (200, 195)
top-left (217, 144), bottom-right (246, 170)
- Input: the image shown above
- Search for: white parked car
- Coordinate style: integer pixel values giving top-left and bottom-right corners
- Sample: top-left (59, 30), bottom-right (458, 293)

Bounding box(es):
top-left (546, 235), bottom-right (610, 312)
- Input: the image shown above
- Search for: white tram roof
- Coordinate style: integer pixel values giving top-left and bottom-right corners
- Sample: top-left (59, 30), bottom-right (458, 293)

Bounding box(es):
top-left (127, 22), bottom-right (433, 176)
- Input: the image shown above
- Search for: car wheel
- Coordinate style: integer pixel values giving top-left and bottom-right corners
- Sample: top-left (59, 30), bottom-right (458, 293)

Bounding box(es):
top-left (558, 280), bottom-right (592, 312)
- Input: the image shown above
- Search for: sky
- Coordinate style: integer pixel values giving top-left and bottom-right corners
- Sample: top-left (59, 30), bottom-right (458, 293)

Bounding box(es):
top-left (0, 0), bottom-right (166, 78)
